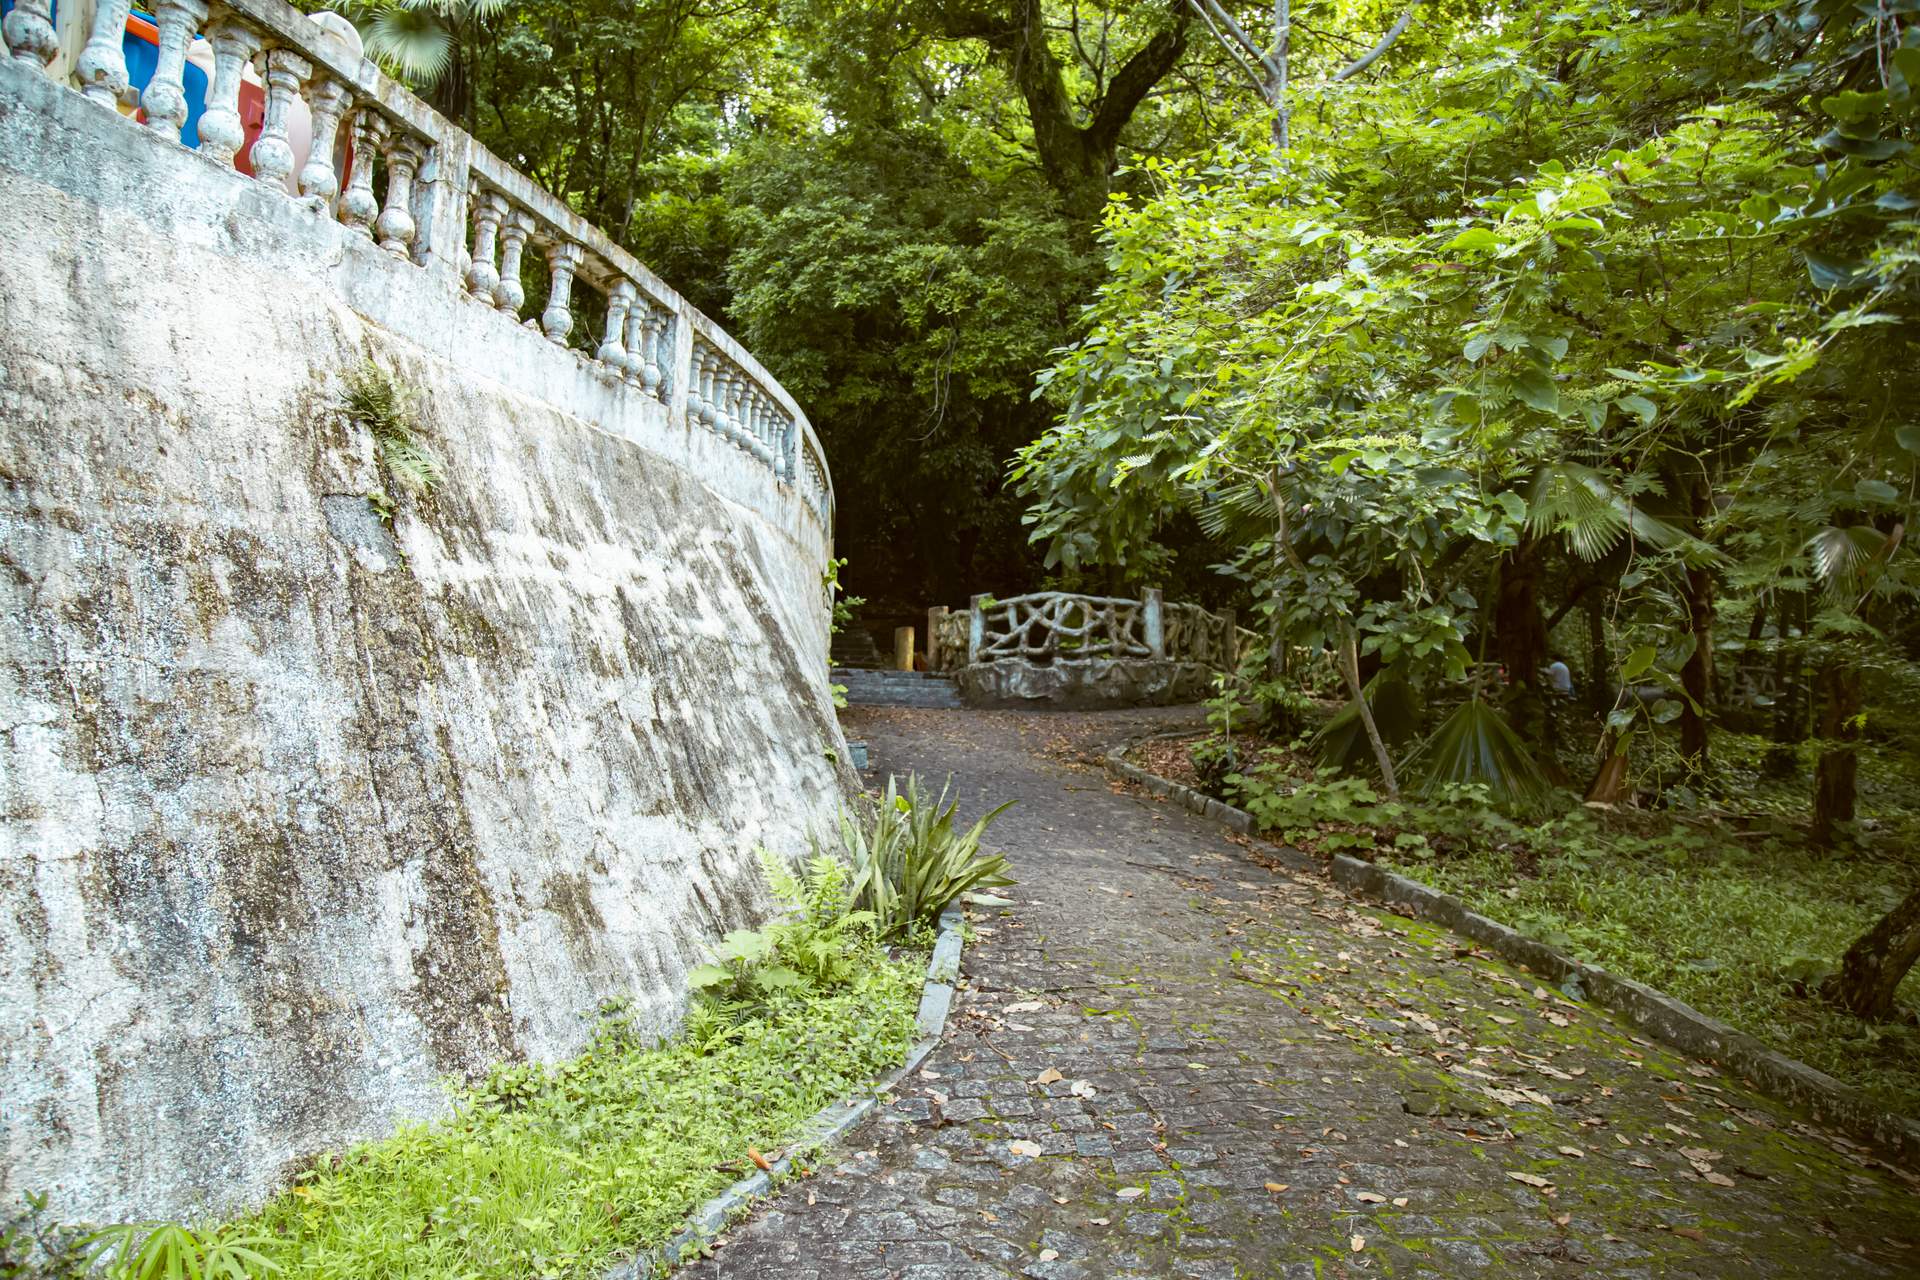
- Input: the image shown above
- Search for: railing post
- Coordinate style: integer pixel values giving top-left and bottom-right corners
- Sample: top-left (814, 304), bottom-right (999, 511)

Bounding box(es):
top-left (76, 0), bottom-right (136, 106)
top-left (894, 627), bottom-right (915, 672)
top-left (968, 595), bottom-right (987, 666)
top-left (927, 606), bottom-right (947, 671)
top-left (412, 131), bottom-right (471, 279)
top-left (1144, 588), bottom-right (1165, 659)
top-left (4, 0), bottom-right (57, 69)
top-left (1219, 608), bottom-right (1237, 671)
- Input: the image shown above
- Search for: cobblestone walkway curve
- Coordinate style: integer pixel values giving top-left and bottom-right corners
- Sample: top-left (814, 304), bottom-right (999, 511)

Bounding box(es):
top-left (683, 707), bottom-right (1920, 1279)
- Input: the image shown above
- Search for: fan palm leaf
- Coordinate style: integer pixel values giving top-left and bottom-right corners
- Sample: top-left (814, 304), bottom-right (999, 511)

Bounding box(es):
top-left (1402, 698), bottom-right (1555, 813)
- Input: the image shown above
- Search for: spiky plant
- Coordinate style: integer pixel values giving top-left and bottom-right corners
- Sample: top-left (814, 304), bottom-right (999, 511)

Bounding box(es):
top-left (1402, 699), bottom-right (1556, 814)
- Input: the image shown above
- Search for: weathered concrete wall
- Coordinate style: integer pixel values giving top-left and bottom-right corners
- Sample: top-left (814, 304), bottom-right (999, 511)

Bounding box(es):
top-left (0, 65), bottom-right (849, 1223)
top-left (956, 659), bottom-right (1214, 709)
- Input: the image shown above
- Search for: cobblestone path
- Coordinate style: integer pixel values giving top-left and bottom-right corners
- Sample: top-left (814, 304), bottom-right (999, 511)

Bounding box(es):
top-left (684, 707), bottom-right (1920, 1279)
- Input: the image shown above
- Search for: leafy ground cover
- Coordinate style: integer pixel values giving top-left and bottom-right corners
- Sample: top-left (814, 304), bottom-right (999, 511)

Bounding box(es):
top-left (1137, 731), bottom-right (1920, 1114)
top-left (26, 780), bottom-right (1011, 1280)
top-left (242, 965), bottom-right (920, 1280)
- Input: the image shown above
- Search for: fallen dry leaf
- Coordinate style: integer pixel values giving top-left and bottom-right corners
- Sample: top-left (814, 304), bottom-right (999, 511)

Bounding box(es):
top-left (1037, 1249), bottom-right (1059, 1262)
top-left (1392, 1197), bottom-right (1409, 1207)
top-left (1034, 1067), bottom-right (1064, 1086)
top-left (1264, 1182), bottom-right (1290, 1193)
top-left (1350, 1235), bottom-right (1367, 1253)
top-left (1557, 1146), bottom-right (1585, 1159)
top-left (748, 1147), bottom-right (772, 1172)
top-left (1004, 1000), bottom-right (1045, 1014)
top-left (1507, 1171), bottom-right (1553, 1188)
top-left (1704, 1171), bottom-right (1737, 1187)
top-left (1356, 1192), bottom-right (1386, 1204)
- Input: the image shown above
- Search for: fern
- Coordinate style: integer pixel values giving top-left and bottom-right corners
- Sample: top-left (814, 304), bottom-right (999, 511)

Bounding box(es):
top-left (342, 362), bottom-right (443, 497)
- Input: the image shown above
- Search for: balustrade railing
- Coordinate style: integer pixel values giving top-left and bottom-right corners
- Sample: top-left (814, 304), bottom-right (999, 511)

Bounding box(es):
top-left (4, 0), bottom-right (832, 535)
top-left (924, 591), bottom-right (1247, 673)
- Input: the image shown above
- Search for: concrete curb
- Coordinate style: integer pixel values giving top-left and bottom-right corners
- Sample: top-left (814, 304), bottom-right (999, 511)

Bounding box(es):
top-left (614, 904), bottom-right (969, 1277)
top-left (1102, 735), bottom-right (1920, 1171)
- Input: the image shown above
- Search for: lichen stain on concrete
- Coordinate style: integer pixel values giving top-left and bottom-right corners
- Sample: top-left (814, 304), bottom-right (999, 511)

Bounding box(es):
top-left (0, 92), bottom-right (846, 1225)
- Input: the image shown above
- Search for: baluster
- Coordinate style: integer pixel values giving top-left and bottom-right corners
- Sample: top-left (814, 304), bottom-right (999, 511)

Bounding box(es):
top-left (701, 349), bottom-right (722, 425)
top-left (494, 213), bottom-right (530, 315)
top-left (715, 365), bottom-right (737, 437)
top-left (1, 0), bottom-right (52, 67)
top-left (686, 345), bottom-right (708, 422)
top-left (300, 78), bottom-right (353, 201)
top-left (728, 376), bottom-right (750, 448)
top-left (141, 0), bottom-right (212, 140)
top-left (3, 0), bottom-right (56, 68)
top-left (76, 0), bottom-right (135, 105)
top-left (542, 242), bottom-right (582, 344)
top-left (248, 47), bottom-right (309, 187)
top-left (622, 302), bottom-right (647, 387)
top-left (375, 136), bottom-right (424, 257)
top-left (781, 415), bottom-right (797, 480)
top-left (194, 20), bottom-right (259, 168)
top-left (598, 280), bottom-right (634, 370)
top-left (338, 110), bottom-right (386, 234)
top-left (464, 192), bottom-right (503, 298)
top-left (641, 310), bottom-right (665, 398)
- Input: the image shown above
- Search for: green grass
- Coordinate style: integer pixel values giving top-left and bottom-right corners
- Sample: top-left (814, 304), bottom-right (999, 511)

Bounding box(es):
top-left (1380, 829), bottom-right (1920, 1112)
top-left (240, 962), bottom-right (922, 1279)
top-left (1181, 723), bottom-right (1920, 1114)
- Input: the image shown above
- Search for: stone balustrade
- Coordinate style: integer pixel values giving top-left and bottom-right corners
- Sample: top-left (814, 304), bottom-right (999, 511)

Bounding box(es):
top-left (4, 0), bottom-right (833, 535)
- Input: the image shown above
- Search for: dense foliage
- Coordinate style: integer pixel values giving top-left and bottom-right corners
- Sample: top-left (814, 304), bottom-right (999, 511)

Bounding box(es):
top-left (335, 0), bottom-right (1919, 1062)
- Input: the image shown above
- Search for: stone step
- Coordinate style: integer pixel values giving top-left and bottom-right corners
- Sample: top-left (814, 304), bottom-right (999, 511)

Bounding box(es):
top-left (836, 669), bottom-right (963, 708)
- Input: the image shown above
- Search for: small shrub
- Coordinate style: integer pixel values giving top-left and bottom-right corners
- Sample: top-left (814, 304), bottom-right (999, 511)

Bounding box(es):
top-left (688, 853), bottom-right (881, 1019)
top-left (342, 362), bottom-right (442, 498)
top-left (838, 774), bottom-right (1014, 939)
top-left (1188, 736), bottom-right (1240, 793)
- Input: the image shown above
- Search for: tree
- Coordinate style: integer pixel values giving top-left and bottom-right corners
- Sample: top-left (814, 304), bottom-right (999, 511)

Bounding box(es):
top-left (1826, 887), bottom-right (1920, 1020)
top-left (1014, 0), bottom-right (1918, 828)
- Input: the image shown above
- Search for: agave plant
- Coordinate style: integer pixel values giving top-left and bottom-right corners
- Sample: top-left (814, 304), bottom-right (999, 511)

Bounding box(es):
top-left (836, 774), bottom-right (1013, 940)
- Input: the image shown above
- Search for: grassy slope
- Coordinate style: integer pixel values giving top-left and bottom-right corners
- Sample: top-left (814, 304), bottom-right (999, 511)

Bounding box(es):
top-left (244, 960), bottom-right (922, 1279)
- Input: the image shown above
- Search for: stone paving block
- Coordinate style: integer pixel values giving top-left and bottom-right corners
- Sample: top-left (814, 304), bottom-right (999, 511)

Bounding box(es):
top-left (680, 707), bottom-right (1920, 1280)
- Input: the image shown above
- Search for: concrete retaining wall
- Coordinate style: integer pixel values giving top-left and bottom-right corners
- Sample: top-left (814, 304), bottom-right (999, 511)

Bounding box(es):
top-left (0, 63), bottom-right (848, 1222)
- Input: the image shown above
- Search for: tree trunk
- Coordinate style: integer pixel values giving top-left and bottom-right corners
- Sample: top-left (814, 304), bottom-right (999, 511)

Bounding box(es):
top-left (1585, 592), bottom-right (1609, 715)
top-left (1493, 539), bottom-right (1549, 689)
top-left (1810, 660), bottom-right (1861, 846)
top-left (1340, 622), bottom-right (1399, 800)
top-left (1584, 729), bottom-right (1631, 804)
top-left (1678, 477), bottom-right (1715, 765)
top-left (1824, 886), bottom-right (1920, 1020)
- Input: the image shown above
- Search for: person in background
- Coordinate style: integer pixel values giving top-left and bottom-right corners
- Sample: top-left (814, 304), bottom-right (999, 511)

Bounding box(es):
top-left (1545, 653), bottom-right (1574, 697)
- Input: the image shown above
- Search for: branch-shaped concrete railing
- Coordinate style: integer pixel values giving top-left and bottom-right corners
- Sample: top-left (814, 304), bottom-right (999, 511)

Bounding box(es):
top-left (4, 0), bottom-right (833, 534)
top-left (925, 592), bottom-right (1255, 672)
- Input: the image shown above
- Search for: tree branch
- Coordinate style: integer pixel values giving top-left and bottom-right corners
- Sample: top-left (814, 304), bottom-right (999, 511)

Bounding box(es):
top-left (1087, 2), bottom-right (1194, 152)
top-left (1186, 0), bottom-right (1272, 100)
top-left (1334, 3), bottom-right (1417, 81)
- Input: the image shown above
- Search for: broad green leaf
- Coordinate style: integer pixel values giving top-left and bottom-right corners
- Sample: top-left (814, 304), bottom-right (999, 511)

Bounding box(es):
top-left (1511, 367), bottom-right (1560, 414)
top-left (1622, 645), bottom-right (1657, 680)
top-left (1617, 394), bottom-right (1657, 426)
